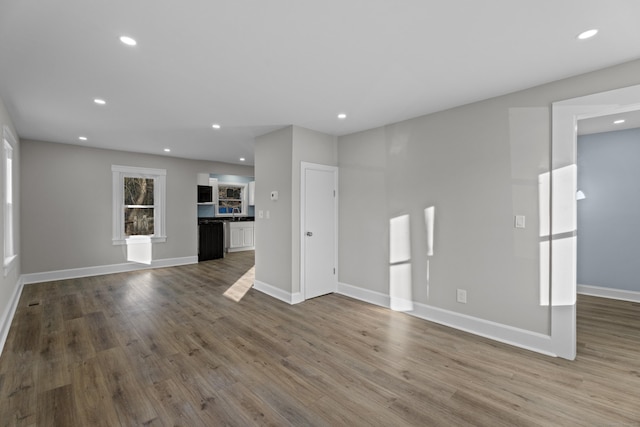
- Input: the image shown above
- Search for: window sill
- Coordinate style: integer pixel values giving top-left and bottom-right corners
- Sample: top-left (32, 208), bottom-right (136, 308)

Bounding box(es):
top-left (112, 236), bottom-right (167, 246)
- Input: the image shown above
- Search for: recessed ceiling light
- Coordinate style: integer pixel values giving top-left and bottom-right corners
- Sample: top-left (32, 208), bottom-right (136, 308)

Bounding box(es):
top-left (94, 98), bottom-right (106, 105)
top-left (337, 113), bottom-right (347, 120)
top-left (239, 157), bottom-right (246, 162)
top-left (119, 36), bottom-right (137, 46)
top-left (577, 29), bottom-right (598, 40)
top-left (212, 124), bottom-right (221, 129)
top-left (78, 136), bottom-right (87, 141)
top-left (164, 148), bottom-right (171, 152)
top-left (614, 119), bottom-right (625, 124)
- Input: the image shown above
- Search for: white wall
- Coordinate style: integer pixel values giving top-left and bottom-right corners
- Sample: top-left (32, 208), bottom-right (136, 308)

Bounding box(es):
top-left (254, 125), bottom-right (337, 297)
top-left (20, 139), bottom-right (254, 275)
top-left (0, 96), bottom-right (21, 351)
top-left (338, 59), bottom-right (640, 336)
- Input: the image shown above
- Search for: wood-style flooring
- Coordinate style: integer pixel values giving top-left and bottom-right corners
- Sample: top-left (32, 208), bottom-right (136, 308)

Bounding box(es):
top-left (1, 251), bottom-right (639, 426)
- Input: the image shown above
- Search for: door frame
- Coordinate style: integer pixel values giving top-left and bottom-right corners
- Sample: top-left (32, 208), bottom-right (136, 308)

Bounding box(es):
top-left (300, 162), bottom-right (339, 301)
top-left (551, 83), bottom-right (640, 360)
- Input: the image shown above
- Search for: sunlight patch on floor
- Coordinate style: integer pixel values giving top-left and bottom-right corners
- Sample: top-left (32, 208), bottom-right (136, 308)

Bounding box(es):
top-left (223, 266), bottom-right (255, 302)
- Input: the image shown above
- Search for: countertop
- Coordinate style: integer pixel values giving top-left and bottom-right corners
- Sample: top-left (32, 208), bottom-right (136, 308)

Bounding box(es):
top-left (198, 217), bottom-right (255, 223)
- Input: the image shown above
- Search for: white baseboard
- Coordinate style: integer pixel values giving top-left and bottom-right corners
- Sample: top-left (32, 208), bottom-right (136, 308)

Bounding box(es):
top-left (578, 284), bottom-right (640, 303)
top-left (291, 292), bottom-right (304, 304)
top-left (21, 256), bottom-right (198, 285)
top-left (0, 276), bottom-right (24, 356)
top-left (337, 281), bottom-right (556, 357)
top-left (227, 247), bottom-right (255, 253)
top-left (253, 280), bottom-right (303, 305)
top-left (338, 282), bottom-right (390, 308)
top-left (408, 300), bottom-right (555, 357)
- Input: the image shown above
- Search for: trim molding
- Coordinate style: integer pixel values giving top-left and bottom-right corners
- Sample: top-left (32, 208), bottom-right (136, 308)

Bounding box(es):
top-left (291, 292), bottom-right (304, 305)
top-left (0, 276), bottom-right (24, 356)
top-left (338, 282), bottom-right (390, 308)
top-left (578, 284), bottom-right (640, 303)
top-left (253, 280), bottom-right (303, 305)
top-left (408, 301), bottom-right (555, 357)
top-left (21, 256), bottom-right (197, 285)
top-left (337, 281), bottom-right (556, 358)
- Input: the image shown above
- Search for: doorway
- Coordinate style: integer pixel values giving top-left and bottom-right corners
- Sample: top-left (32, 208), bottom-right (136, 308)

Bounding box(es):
top-left (300, 162), bottom-right (338, 300)
top-left (576, 111), bottom-right (640, 297)
top-left (551, 83), bottom-right (640, 359)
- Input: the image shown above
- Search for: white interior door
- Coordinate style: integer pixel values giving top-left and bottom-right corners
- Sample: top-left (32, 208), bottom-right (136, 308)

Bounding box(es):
top-left (301, 163), bottom-right (337, 300)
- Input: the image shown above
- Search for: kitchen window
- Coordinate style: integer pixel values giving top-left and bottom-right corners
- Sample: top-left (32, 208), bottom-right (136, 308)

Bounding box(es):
top-left (112, 165), bottom-right (166, 245)
top-left (3, 126), bottom-right (16, 276)
top-left (217, 182), bottom-right (247, 217)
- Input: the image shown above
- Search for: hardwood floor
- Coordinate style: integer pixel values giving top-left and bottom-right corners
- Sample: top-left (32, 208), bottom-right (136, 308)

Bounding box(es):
top-left (1, 251), bottom-right (639, 426)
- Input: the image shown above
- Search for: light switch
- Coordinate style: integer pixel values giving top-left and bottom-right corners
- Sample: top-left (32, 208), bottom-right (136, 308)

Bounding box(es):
top-left (266, 210), bottom-right (270, 219)
top-left (258, 210), bottom-right (264, 219)
top-left (515, 215), bottom-right (525, 229)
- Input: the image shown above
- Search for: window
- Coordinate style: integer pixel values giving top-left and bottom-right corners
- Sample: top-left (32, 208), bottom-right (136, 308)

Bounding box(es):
top-left (112, 165), bottom-right (166, 245)
top-left (3, 126), bottom-right (16, 275)
top-left (217, 182), bottom-right (247, 216)
top-left (124, 177), bottom-right (155, 236)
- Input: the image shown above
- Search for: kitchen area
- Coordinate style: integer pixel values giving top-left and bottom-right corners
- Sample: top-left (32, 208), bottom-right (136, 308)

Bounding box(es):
top-left (197, 173), bottom-right (255, 261)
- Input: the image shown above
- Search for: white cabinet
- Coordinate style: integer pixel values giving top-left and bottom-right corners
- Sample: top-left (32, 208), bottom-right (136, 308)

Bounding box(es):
top-left (197, 173), bottom-right (210, 186)
top-left (210, 178), bottom-right (219, 205)
top-left (248, 181), bottom-right (255, 206)
top-left (228, 221), bottom-right (254, 252)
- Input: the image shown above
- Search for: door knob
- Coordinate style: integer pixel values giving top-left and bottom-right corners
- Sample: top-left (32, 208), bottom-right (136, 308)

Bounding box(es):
top-left (306, 231), bottom-right (313, 237)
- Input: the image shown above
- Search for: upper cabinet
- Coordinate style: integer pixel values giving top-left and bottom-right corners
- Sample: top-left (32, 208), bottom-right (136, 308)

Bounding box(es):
top-left (196, 175), bottom-right (217, 205)
top-left (197, 173), bottom-right (210, 186)
top-left (249, 181), bottom-right (255, 206)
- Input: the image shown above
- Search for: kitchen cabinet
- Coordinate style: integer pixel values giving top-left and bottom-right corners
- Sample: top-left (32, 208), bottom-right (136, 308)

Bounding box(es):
top-left (196, 177), bottom-right (218, 205)
top-left (197, 173), bottom-right (210, 186)
top-left (249, 181), bottom-right (255, 206)
top-left (228, 221), bottom-right (254, 252)
top-left (198, 220), bottom-right (224, 261)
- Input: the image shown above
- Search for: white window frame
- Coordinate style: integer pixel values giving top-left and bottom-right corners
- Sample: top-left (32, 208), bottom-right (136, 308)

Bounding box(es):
top-left (216, 181), bottom-right (248, 218)
top-left (112, 165), bottom-right (167, 245)
top-left (3, 126), bottom-right (17, 276)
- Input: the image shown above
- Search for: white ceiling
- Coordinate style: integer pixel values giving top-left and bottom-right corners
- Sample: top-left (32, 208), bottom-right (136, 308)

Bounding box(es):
top-left (1, 1), bottom-right (639, 165)
top-left (578, 110), bottom-right (640, 135)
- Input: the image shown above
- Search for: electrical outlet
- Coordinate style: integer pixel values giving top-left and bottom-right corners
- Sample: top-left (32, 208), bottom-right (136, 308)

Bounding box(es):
top-left (456, 289), bottom-right (467, 304)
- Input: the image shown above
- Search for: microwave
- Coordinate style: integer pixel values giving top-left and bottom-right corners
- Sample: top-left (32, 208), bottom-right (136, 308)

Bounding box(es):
top-left (197, 185), bottom-right (213, 203)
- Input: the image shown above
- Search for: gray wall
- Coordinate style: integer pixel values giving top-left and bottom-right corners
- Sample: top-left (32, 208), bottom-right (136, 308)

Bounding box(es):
top-left (20, 139), bottom-right (253, 274)
top-left (254, 125), bottom-right (337, 294)
top-left (338, 59), bottom-right (640, 334)
top-left (577, 127), bottom-right (640, 292)
top-left (0, 96), bottom-right (21, 335)
top-left (254, 126), bottom-right (294, 292)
